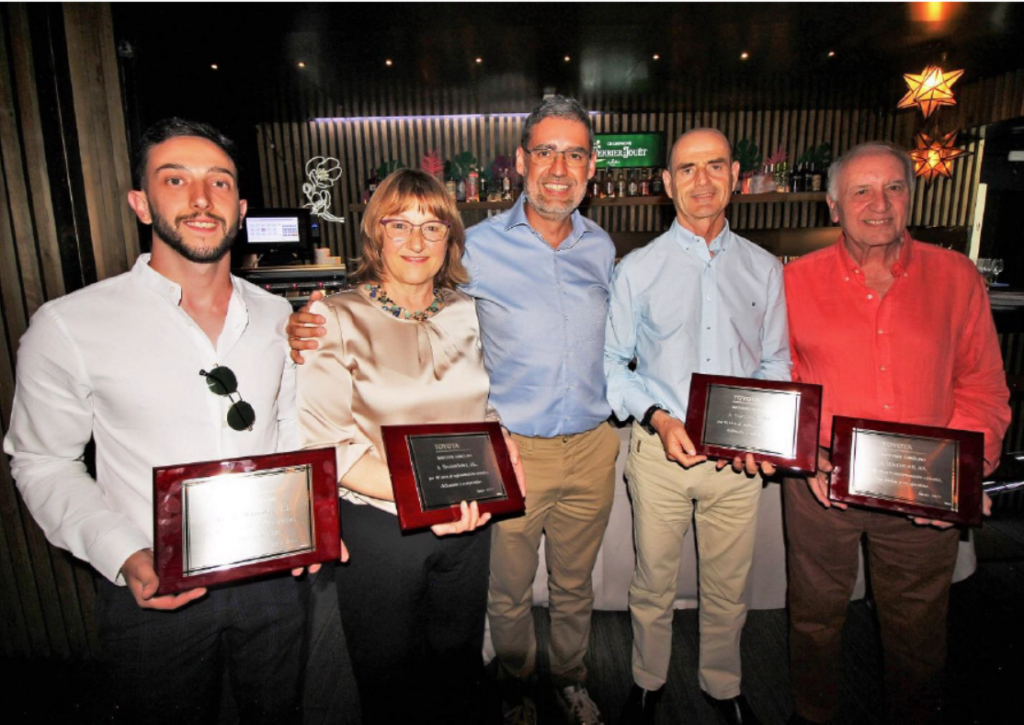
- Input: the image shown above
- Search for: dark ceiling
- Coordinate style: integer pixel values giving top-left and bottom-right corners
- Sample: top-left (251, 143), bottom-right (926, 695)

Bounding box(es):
top-left (111, 2), bottom-right (1024, 202)
top-left (116, 2), bottom-right (1024, 118)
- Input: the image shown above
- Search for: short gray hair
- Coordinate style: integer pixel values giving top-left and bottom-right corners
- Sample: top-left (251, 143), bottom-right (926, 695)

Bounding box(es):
top-left (827, 142), bottom-right (915, 200)
top-left (520, 95), bottom-right (594, 150)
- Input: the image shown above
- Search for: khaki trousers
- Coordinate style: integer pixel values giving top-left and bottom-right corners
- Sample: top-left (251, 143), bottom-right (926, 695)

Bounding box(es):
top-left (626, 423), bottom-right (762, 698)
top-left (487, 422), bottom-right (619, 686)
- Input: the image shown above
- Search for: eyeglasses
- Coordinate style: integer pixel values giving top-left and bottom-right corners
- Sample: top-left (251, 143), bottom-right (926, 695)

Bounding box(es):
top-left (380, 219), bottom-right (451, 243)
top-left (523, 147), bottom-right (592, 168)
top-left (199, 366), bottom-right (255, 432)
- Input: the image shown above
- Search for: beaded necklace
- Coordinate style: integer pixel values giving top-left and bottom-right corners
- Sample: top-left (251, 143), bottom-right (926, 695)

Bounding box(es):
top-left (365, 284), bottom-right (445, 322)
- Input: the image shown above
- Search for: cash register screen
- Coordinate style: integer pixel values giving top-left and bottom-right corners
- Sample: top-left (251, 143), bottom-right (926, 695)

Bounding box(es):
top-left (239, 208), bottom-right (312, 256)
top-left (246, 216), bottom-right (301, 244)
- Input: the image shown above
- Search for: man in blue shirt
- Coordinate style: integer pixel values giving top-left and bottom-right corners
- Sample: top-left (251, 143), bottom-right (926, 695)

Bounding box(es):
top-left (464, 96), bottom-right (618, 725)
top-left (605, 129), bottom-right (790, 725)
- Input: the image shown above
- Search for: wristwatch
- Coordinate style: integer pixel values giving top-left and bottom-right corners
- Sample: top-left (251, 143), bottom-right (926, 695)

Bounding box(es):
top-left (640, 405), bottom-right (667, 435)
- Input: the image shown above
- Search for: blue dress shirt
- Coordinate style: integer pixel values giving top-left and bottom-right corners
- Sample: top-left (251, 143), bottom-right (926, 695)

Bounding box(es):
top-left (605, 220), bottom-right (791, 424)
top-left (463, 195), bottom-right (615, 437)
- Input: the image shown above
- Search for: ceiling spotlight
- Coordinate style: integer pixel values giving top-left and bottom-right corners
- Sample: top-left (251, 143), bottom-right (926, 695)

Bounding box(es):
top-left (297, 61), bottom-right (307, 69)
top-left (210, 63), bottom-right (218, 70)
top-left (475, 57), bottom-right (483, 64)
top-left (740, 51), bottom-right (750, 60)
top-left (828, 50), bottom-right (836, 58)
top-left (564, 55), bottom-right (571, 62)
top-left (652, 53), bottom-right (660, 60)
top-left (385, 59), bottom-right (393, 67)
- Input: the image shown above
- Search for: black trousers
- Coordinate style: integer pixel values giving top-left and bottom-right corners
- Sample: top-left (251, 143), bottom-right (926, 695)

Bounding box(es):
top-left (336, 499), bottom-right (492, 724)
top-left (95, 573), bottom-right (309, 724)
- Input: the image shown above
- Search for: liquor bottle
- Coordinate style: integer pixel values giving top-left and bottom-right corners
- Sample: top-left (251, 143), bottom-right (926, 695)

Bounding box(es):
top-left (651, 168), bottom-right (664, 196)
top-left (589, 174), bottom-right (601, 198)
top-left (605, 169), bottom-right (616, 198)
top-left (367, 168), bottom-right (380, 197)
top-left (501, 168), bottom-right (512, 201)
top-left (628, 171), bottom-right (639, 197)
top-left (456, 177), bottom-right (467, 202)
top-left (810, 164), bottom-right (823, 192)
top-left (639, 169), bottom-right (650, 197)
top-left (790, 163), bottom-right (804, 193)
top-left (616, 170), bottom-right (627, 198)
top-left (466, 166), bottom-right (480, 202)
top-left (445, 177), bottom-right (457, 200)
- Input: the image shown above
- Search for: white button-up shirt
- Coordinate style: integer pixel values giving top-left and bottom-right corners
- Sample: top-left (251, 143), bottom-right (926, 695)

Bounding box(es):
top-left (4, 255), bottom-right (295, 584)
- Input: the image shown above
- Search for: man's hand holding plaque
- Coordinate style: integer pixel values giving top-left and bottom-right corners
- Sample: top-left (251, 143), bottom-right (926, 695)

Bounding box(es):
top-left (684, 373), bottom-right (823, 473)
top-left (829, 417), bottom-right (985, 526)
top-left (153, 448), bottom-right (343, 595)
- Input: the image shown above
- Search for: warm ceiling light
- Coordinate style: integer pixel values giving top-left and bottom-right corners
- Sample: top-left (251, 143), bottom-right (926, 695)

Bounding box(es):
top-left (740, 51), bottom-right (750, 60)
top-left (652, 53), bottom-right (660, 60)
top-left (475, 57), bottom-right (483, 64)
top-left (898, 64), bottom-right (963, 118)
top-left (385, 59), bottom-right (393, 67)
top-left (828, 50), bottom-right (836, 58)
top-left (909, 130), bottom-right (970, 181)
top-left (210, 63), bottom-right (218, 70)
top-left (297, 61), bottom-right (306, 69)
top-left (564, 55), bottom-right (571, 62)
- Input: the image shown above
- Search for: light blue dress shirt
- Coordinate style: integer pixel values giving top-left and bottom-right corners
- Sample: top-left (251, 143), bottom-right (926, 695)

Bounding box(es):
top-left (605, 220), bottom-right (791, 424)
top-left (463, 195), bottom-right (615, 437)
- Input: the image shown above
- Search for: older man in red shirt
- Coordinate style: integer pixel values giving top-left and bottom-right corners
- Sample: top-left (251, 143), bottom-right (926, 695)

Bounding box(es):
top-left (783, 142), bottom-right (1010, 724)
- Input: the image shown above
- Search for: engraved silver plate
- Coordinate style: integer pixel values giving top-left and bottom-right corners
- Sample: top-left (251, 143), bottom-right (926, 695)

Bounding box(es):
top-left (182, 465), bottom-right (315, 576)
top-left (702, 384), bottom-right (800, 458)
top-left (850, 430), bottom-right (959, 511)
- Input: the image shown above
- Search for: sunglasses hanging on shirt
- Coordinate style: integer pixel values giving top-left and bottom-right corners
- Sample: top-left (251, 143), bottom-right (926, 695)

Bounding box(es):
top-left (199, 366), bottom-right (256, 432)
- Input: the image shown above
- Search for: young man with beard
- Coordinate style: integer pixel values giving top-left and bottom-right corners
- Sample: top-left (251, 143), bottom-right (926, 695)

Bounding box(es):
top-left (5, 118), bottom-right (323, 723)
top-left (287, 96), bottom-right (618, 725)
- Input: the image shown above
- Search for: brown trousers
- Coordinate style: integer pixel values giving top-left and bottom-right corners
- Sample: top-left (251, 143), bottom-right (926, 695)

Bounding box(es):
top-left (487, 422), bottom-right (619, 687)
top-left (783, 477), bottom-right (960, 724)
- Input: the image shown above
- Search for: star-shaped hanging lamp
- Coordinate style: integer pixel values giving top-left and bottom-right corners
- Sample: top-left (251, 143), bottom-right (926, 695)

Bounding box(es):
top-left (909, 130), bottom-right (970, 182)
top-left (897, 65), bottom-right (964, 118)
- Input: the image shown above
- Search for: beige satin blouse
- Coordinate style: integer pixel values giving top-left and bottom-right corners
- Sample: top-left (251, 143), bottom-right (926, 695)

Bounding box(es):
top-left (297, 287), bottom-right (498, 515)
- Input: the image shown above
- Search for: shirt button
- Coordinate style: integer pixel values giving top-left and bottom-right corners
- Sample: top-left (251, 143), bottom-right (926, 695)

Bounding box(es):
top-left (866, 294), bottom-right (873, 300)
top-left (877, 329), bottom-right (884, 334)
top-left (706, 358), bottom-right (711, 362)
top-left (707, 326), bottom-right (711, 331)
top-left (706, 294), bottom-right (712, 300)
top-left (883, 404), bottom-right (891, 410)
top-left (880, 366), bottom-right (886, 371)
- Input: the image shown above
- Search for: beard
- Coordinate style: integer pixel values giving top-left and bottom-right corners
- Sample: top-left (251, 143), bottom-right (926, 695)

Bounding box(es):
top-left (523, 173), bottom-right (585, 222)
top-left (152, 210), bottom-right (238, 264)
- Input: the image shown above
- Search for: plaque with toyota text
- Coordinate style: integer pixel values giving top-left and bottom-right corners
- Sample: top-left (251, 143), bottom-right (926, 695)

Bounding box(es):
top-left (829, 417), bottom-right (984, 526)
top-left (153, 448), bottom-right (340, 594)
top-left (684, 374), bottom-right (822, 472)
top-left (381, 422), bottom-right (525, 531)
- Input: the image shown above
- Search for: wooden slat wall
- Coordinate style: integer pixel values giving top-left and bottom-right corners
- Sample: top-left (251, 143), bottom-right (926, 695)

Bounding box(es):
top-left (1, 2), bottom-right (136, 660)
top-left (258, 69), bottom-right (1021, 263)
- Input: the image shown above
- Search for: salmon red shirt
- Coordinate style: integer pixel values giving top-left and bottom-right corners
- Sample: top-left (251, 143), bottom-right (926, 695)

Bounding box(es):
top-left (784, 233), bottom-right (1010, 473)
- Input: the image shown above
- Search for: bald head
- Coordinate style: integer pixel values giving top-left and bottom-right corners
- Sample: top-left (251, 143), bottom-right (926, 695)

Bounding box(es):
top-left (667, 128), bottom-right (732, 170)
top-left (663, 128), bottom-right (738, 237)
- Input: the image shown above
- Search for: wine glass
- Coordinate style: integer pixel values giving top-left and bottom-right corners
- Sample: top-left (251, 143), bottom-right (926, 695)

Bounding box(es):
top-left (977, 258), bottom-right (993, 281)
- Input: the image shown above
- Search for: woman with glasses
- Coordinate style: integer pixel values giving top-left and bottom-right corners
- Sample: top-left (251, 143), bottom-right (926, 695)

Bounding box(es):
top-left (297, 168), bottom-right (523, 724)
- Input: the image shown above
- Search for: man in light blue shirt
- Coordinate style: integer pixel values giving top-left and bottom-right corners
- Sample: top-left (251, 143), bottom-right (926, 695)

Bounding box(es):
top-left (465, 97), bottom-right (619, 725)
top-left (606, 129), bottom-right (790, 725)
